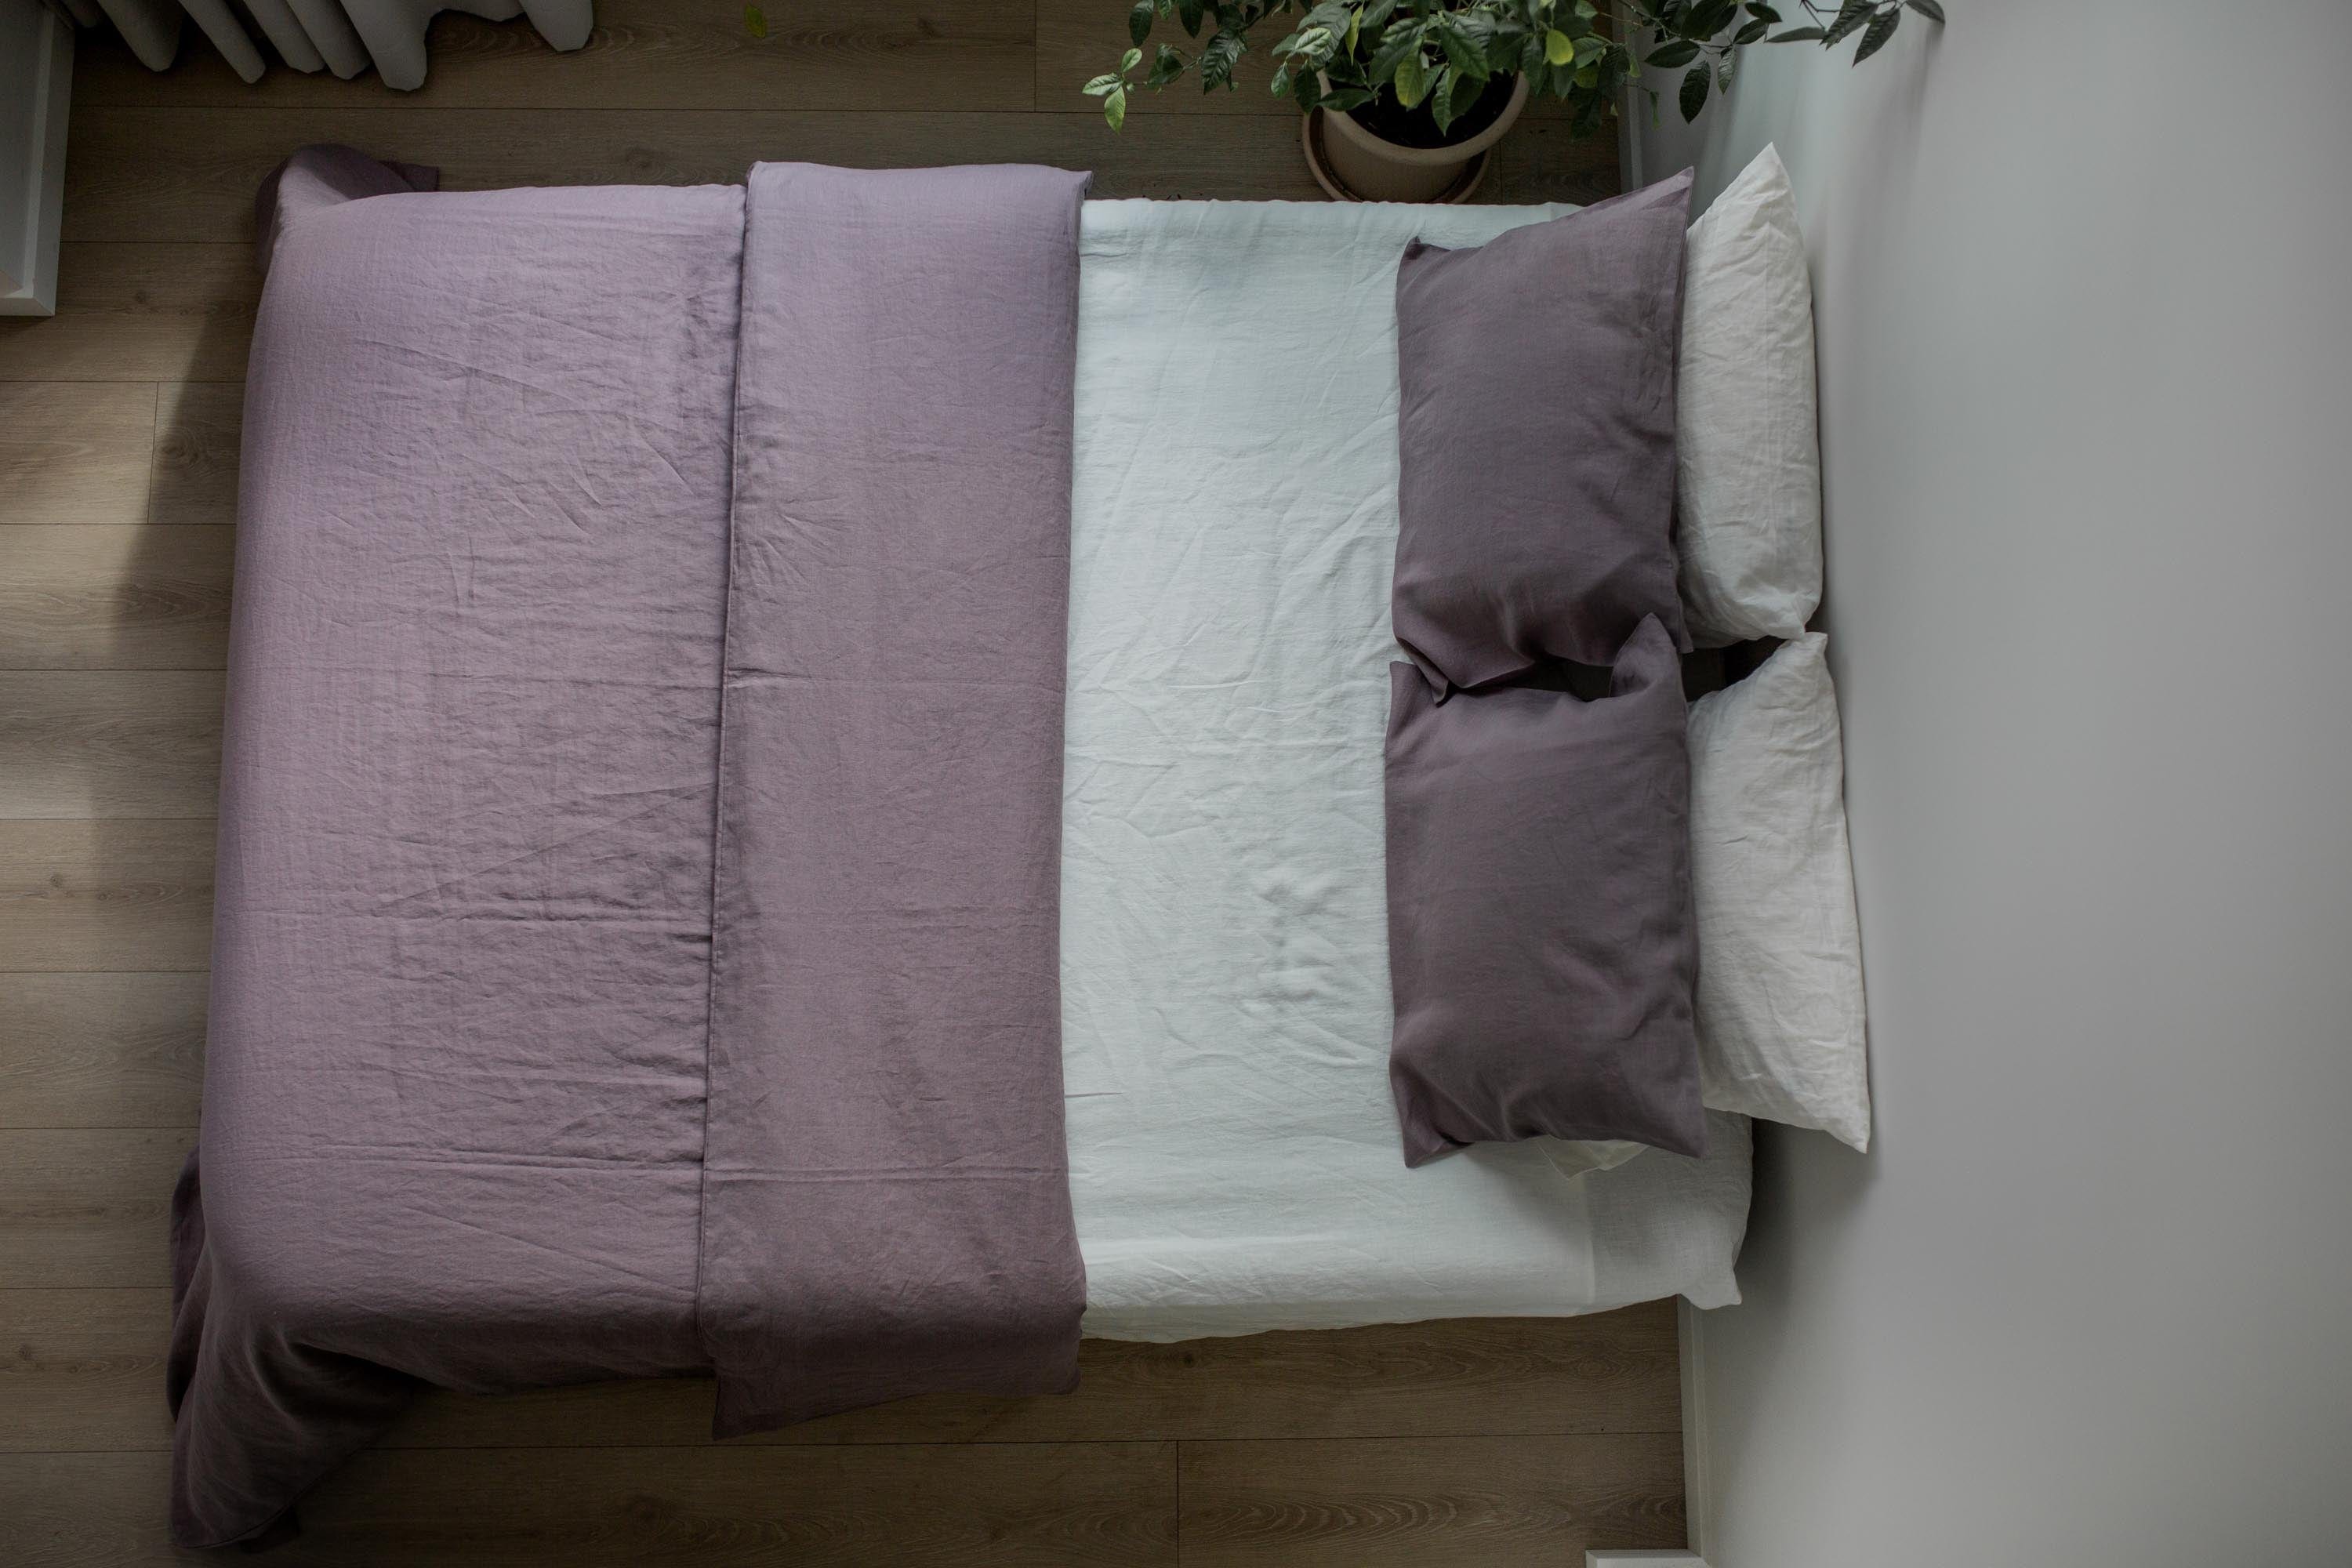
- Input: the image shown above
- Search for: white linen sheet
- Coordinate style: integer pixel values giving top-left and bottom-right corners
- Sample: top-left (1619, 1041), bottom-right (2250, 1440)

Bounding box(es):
top-left (1063, 198), bottom-right (1751, 1341)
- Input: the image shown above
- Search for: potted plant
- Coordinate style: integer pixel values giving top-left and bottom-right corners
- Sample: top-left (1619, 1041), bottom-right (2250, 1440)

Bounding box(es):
top-left (1087, 0), bottom-right (1944, 203)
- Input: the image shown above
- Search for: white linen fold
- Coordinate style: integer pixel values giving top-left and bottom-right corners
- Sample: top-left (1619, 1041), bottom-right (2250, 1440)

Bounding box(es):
top-left (1064, 198), bottom-right (1752, 1339)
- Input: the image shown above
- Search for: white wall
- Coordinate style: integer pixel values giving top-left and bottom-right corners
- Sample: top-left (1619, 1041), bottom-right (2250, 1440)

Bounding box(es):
top-left (1635, 3), bottom-right (2352, 1563)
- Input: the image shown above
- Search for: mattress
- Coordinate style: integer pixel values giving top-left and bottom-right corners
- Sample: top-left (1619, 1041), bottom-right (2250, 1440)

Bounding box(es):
top-left (1064, 199), bottom-right (1748, 1339)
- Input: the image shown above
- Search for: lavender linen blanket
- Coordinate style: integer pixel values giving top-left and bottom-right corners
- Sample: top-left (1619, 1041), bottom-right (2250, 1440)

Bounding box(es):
top-left (170, 154), bottom-right (1089, 1548)
top-left (701, 163), bottom-right (1091, 1433)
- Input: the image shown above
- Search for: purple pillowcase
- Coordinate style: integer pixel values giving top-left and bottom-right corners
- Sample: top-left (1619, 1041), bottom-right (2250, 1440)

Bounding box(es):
top-left (1392, 171), bottom-right (1695, 689)
top-left (1385, 615), bottom-right (1706, 1165)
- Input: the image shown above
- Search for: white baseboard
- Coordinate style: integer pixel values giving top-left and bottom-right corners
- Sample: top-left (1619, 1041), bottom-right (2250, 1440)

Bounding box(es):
top-left (1, 1), bottom-right (73, 317)
top-left (1589, 1552), bottom-right (1709, 1566)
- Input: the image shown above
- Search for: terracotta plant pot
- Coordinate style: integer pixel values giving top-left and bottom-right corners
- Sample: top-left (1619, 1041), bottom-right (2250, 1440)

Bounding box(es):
top-left (1308, 74), bottom-right (1530, 204)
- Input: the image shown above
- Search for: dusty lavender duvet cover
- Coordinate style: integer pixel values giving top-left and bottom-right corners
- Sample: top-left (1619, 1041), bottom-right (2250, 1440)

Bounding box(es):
top-left (172, 154), bottom-right (1088, 1548)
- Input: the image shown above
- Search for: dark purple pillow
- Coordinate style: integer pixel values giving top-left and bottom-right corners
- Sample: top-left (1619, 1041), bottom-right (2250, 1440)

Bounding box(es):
top-left (1385, 615), bottom-right (1705, 1165)
top-left (1392, 171), bottom-right (1695, 690)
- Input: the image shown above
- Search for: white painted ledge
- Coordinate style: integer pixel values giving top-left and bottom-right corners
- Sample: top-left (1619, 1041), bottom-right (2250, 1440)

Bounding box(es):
top-left (1680, 1294), bottom-right (1714, 1559)
top-left (1588, 1552), bottom-right (1710, 1567)
top-left (1, 0), bottom-right (71, 318)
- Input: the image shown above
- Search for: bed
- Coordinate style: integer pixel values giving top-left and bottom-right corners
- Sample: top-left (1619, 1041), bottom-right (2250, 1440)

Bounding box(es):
top-left (172, 151), bottom-right (1751, 1548)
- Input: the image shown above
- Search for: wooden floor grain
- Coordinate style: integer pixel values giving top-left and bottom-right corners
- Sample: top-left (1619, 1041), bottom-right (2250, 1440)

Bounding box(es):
top-left (0, 5), bottom-right (1674, 1562)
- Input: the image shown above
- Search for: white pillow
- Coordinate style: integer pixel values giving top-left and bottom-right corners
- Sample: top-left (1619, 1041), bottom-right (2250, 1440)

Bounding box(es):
top-left (1688, 633), bottom-right (1870, 1149)
top-left (1676, 145), bottom-right (1823, 647)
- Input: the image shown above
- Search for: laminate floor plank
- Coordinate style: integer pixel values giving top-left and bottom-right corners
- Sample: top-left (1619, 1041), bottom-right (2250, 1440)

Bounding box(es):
top-left (2, 1443), bottom-right (1181, 1568)
top-left (0, 382), bottom-right (155, 526)
top-left (0, 1289), bottom-right (179, 1454)
top-left (62, 106), bottom-right (1330, 245)
top-left (0, 526), bottom-right (236, 670)
top-left (0, 671), bottom-right (226, 818)
top-left (0, 973), bottom-right (206, 1128)
top-left (64, 103), bottom-right (1621, 248)
top-left (0, 244), bottom-right (257, 383)
top-left (0, 1127), bottom-right (189, 1288)
top-left (0, 818), bottom-right (216, 971)
top-left (1178, 1433), bottom-right (1686, 1567)
top-left (150, 382), bottom-right (242, 528)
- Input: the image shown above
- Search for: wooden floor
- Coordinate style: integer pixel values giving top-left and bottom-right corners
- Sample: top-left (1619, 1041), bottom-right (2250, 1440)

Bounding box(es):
top-left (0, 5), bottom-right (1671, 1563)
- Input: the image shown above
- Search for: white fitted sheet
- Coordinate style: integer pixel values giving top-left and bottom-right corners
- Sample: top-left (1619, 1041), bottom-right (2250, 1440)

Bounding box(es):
top-left (1063, 198), bottom-right (1751, 1341)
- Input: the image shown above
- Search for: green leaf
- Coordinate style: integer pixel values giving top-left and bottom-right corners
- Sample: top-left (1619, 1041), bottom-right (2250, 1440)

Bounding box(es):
top-left (1270, 62), bottom-right (1292, 95)
top-left (1573, 31), bottom-right (1607, 63)
top-left (1744, 1), bottom-right (1781, 20)
top-left (1575, 0), bottom-right (1598, 16)
top-left (1347, 7), bottom-right (1360, 51)
top-left (1275, 24), bottom-right (1334, 59)
top-left (1573, 61), bottom-right (1597, 88)
top-left (1853, 5), bottom-right (1898, 60)
top-left (1428, 66), bottom-right (1457, 132)
top-left (742, 3), bottom-right (766, 38)
top-left (1366, 20), bottom-right (1424, 84)
top-left (1294, 67), bottom-right (1323, 110)
top-left (1434, 16), bottom-right (1488, 79)
top-left (1393, 46), bottom-right (1428, 107)
top-left (1822, 0), bottom-right (1873, 46)
top-left (1544, 27), bottom-right (1573, 64)
top-left (1322, 85), bottom-right (1372, 111)
top-left (1178, 0), bottom-right (1205, 36)
top-left (1769, 24), bottom-right (1825, 40)
top-left (1122, 45), bottom-right (1143, 71)
top-left (1646, 38), bottom-right (1700, 67)
top-left (1083, 74), bottom-right (1121, 95)
top-left (1733, 17), bottom-right (1768, 44)
top-left (1199, 27), bottom-right (1245, 89)
top-left (1105, 86), bottom-right (1127, 129)
top-left (1451, 60), bottom-right (1485, 116)
top-left (1147, 43), bottom-right (1187, 86)
top-left (1686, 0), bottom-right (1740, 36)
top-left (1130, 0), bottom-right (1155, 45)
top-left (1572, 82), bottom-right (1606, 133)
top-left (1679, 60), bottom-right (1711, 119)
top-left (1904, 0), bottom-right (1944, 20)
top-left (1481, 27), bottom-right (1522, 77)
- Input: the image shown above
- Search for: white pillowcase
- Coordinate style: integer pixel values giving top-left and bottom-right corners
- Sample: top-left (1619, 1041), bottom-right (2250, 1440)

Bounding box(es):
top-left (1688, 633), bottom-right (1870, 1149)
top-left (1676, 145), bottom-right (1823, 647)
